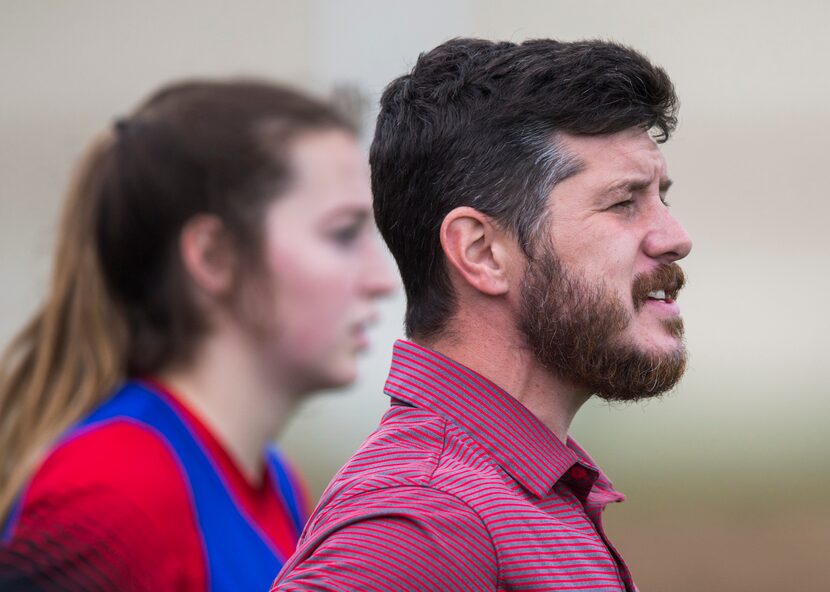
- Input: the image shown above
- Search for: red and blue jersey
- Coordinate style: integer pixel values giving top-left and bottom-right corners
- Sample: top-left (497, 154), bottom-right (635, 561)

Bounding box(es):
top-left (1, 380), bottom-right (308, 591)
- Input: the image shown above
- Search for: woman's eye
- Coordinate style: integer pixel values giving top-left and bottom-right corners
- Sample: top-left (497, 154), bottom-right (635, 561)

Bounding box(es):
top-left (331, 224), bottom-right (362, 245)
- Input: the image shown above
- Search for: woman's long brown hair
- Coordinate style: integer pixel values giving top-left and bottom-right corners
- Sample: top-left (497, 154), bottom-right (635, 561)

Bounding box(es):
top-left (0, 134), bottom-right (128, 522)
top-left (0, 80), bottom-right (353, 524)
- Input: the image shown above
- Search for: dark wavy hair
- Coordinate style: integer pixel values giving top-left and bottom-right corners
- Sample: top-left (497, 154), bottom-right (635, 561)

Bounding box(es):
top-left (371, 38), bottom-right (679, 340)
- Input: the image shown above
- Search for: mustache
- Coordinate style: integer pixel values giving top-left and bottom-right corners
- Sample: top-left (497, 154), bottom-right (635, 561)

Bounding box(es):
top-left (632, 263), bottom-right (686, 308)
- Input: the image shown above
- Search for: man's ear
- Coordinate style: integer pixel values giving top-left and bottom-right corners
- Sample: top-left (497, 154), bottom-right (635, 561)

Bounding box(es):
top-left (439, 206), bottom-right (513, 296)
top-left (179, 214), bottom-right (238, 297)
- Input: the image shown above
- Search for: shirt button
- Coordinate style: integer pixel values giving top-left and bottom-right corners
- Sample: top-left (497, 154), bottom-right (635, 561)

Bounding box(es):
top-left (570, 465), bottom-right (588, 480)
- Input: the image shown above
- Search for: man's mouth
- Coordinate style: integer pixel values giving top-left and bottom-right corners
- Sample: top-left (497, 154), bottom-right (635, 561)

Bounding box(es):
top-left (633, 264), bottom-right (686, 310)
top-left (646, 289), bottom-right (675, 303)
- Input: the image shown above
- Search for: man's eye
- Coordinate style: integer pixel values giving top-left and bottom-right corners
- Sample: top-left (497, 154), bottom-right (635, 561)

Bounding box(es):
top-left (611, 199), bottom-right (635, 210)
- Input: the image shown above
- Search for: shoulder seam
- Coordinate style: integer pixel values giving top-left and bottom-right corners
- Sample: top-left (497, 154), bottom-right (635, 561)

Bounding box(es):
top-left (429, 417), bottom-right (503, 586)
top-left (320, 413), bottom-right (503, 587)
top-left (318, 482), bottom-right (499, 582)
top-left (429, 414), bottom-right (450, 482)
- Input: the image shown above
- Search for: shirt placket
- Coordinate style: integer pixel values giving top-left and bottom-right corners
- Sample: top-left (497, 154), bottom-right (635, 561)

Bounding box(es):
top-left (554, 466), bottom-right (633, 592)
top-left (583, 484), bottom-right (637, 592)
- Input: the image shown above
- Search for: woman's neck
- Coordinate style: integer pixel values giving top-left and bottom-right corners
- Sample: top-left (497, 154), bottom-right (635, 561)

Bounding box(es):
top-left (158, 329), bottom-right (298, 485)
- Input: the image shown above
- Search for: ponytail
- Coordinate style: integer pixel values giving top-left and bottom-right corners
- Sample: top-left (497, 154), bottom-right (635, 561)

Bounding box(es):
top-left (0, 133), bottom-right (129, 523)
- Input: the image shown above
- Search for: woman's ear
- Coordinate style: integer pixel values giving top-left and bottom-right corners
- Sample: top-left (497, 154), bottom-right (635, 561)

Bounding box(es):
top-left (179, 214), bottom-right (238, 297)
top-left (439, 206), bottom-right (513, 296)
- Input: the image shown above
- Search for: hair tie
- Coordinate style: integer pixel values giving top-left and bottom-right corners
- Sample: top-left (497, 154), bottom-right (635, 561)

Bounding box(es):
top-left (114, 118), bottom-right (129, 137)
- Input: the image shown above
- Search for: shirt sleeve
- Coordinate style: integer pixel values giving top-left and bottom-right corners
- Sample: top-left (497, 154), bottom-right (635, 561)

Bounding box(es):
top-left (0, 422), bottom-right (206, 592)
top-left (0, 485), bottom-right (171, 591)
top-left (271, 486), bottom-right (498, 592)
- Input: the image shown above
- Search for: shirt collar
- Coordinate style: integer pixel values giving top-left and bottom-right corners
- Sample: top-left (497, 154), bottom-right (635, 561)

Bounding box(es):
top-left (383, 340), bottom-right (617, 499)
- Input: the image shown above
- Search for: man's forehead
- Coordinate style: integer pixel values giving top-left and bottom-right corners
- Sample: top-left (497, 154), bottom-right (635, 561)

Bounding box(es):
top-left (557, 130), bottom-right (668, 184)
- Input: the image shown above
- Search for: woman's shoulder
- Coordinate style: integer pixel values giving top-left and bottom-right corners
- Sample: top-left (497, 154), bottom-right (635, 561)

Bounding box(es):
top-left (31, 379), bottom-right (201, 507)
top-left (32, 417), bottom-right (191, 509)
top-left (5, 419), bottom-right (207, 590)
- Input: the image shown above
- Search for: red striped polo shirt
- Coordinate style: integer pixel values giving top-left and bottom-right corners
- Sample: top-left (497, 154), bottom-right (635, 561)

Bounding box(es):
top-left (272, 340), bottom-right (636, 591)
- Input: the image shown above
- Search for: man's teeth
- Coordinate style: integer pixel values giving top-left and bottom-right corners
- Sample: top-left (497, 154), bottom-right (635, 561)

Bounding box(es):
top-left (647, 289), bottom-right (667, 300)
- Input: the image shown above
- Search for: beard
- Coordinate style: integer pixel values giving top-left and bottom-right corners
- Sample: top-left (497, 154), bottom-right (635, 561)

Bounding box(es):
top-left (518, 245), bottom-right (687, 402)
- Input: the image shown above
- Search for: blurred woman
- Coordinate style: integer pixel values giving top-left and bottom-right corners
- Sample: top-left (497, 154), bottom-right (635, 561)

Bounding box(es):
top-left (0, 79), bottom-right (394, 591)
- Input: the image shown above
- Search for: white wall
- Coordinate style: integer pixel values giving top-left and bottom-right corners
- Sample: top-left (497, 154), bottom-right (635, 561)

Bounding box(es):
top-left (1, 0), bottom-right (827, 500)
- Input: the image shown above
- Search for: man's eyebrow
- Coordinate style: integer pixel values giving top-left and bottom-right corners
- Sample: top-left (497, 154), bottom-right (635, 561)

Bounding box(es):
top-left (604, 176), bottom-right (673, 195)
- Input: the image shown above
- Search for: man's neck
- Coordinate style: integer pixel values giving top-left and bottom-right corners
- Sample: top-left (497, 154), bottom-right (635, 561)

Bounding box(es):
top-left (425, 317), bottom-right (590, 443)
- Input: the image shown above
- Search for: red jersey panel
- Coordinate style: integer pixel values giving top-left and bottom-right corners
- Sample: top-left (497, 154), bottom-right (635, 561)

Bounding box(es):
top-left (1, 381), bottom-right (307, 591)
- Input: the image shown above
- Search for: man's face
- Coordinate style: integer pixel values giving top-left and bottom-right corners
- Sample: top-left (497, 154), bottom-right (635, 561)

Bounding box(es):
top-left (518, 129), bottom-right (693, 401)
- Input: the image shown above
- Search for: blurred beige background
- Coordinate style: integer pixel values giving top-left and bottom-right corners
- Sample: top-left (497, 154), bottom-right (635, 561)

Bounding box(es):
top-left (2, 1), bottom-right (828, 590)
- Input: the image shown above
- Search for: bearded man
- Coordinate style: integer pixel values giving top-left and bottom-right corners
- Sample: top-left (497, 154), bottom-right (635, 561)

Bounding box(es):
top-left (272, 37), bottom-right (692, 592)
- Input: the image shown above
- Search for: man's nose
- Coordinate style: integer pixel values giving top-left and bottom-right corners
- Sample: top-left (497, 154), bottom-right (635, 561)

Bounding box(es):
top-left (643, 208), bottom-right (693, 263)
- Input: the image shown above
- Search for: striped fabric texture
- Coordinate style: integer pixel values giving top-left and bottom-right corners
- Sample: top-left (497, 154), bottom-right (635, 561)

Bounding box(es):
top-left (272, 340), bottom-right (637, 591)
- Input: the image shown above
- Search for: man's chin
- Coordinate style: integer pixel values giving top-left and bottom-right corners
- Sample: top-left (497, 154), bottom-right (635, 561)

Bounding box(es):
top-left (589, 344), bottom-right (687, 403)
